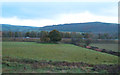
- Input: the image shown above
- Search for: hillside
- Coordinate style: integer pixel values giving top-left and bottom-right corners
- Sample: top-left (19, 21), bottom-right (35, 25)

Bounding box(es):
top-left (1, 24), bottom-right (39, 32)
top-left (1, 22), bottom-right (118, 33)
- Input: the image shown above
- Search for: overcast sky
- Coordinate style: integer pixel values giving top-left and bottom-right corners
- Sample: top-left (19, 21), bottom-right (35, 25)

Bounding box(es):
top-left (0, 1), bottom-right (118, 27)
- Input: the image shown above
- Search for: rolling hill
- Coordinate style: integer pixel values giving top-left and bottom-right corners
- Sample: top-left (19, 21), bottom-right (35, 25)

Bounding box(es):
top-left (1, 22), bottom-right (118, 33)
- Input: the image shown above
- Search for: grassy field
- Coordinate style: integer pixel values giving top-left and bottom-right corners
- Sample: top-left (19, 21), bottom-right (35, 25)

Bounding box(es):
top-left (90, 43), bottom-right (118, 52)
top-left (3, 42), bottom-right (118, 64)
top-left (2, 42), bottom-right (119, 73)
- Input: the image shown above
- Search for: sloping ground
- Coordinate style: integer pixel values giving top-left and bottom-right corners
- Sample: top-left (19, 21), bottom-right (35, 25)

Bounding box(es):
top-left (2, 42), bottom-right (118, 64)
top-left (2, 22), bottom-right (118, 33)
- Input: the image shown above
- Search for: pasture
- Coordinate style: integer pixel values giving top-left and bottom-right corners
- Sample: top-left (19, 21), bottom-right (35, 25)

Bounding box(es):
top-left (90, 43), bottom-right (118, 52)
top-left (2, 42), bottom-right (118, 64)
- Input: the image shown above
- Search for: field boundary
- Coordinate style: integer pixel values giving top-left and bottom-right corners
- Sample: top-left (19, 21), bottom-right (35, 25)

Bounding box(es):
top-left (73, 43), bottom-right (119, 56)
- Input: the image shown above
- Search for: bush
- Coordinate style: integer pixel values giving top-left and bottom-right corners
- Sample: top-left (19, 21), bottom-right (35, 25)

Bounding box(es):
top-left (85, 39), bottom-right (92, 46)
top-left (40, 37), bottom-right (50, 43)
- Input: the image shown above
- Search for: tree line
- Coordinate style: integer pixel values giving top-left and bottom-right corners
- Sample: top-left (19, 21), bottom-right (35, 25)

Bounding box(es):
top-left (2, 30), bottom-right (118, 39)
top-left (2, 30), bottom-right (84, 38)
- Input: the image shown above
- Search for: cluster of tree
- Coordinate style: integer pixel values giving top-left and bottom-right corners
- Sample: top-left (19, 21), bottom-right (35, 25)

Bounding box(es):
top-left (71, 33), bottom-right (93, 46)
top-left (3, 31), bottom-right (24, 38)
top-left (2, 30), bottom-right (62, 43)
top-left (2, 31), bottom-right (84, 38)
top-left (2, 31), bottom-right (118, 40)
top-left (97, 33), bottom-right (118, 39)
top-left (2, 30), bottom-right (118, 46)
top-left (39, 30), bottom-right (62, 43)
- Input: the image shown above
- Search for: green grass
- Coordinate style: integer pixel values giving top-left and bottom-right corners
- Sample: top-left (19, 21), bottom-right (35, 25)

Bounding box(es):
top-left (90, 43), bottom-right (118, 52)
top-left (3, 42), bottom-right (118, 64)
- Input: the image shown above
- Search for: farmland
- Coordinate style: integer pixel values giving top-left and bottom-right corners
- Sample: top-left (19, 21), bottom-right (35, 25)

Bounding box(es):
top-left (2, 42), bottom-right (118, 65)
top-left (90, 43), bottom-right (118, 52)
top-left (2, 42), bottom-right (119, 73)
top-left (2, 2), bottom-right (119, 73)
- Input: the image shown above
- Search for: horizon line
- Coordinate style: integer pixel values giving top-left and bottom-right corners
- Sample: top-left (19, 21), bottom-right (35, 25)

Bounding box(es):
top-left (1, 21), bottom-right (118, 27)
